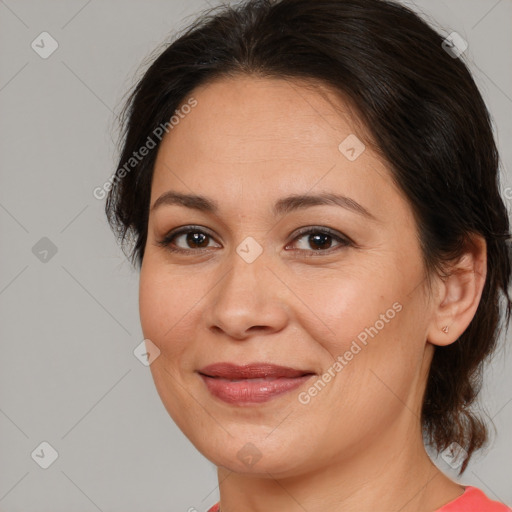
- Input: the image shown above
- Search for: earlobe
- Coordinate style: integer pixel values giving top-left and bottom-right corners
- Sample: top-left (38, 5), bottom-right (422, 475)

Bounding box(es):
top-left (427, 235), bottom-right (487, 347)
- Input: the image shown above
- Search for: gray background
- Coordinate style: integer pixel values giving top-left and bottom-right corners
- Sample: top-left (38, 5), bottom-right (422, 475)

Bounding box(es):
top-left (0, 0), bottom-right (511, 510)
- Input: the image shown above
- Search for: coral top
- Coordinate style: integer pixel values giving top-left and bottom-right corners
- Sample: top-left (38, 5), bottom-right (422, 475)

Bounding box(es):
top-left (436, 486), bottom-right (511, 511)
top-left (206, 486), bottom-right (511, 511)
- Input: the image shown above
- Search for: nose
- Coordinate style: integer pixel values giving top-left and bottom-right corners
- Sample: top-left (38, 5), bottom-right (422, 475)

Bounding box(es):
top-left (203, 246), bottom-right (289, 341)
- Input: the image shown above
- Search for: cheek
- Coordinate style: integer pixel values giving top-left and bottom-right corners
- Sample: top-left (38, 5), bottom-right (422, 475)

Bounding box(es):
top-left (138, 263), bottom-right (203, 424)
top-left (139, 270), bottom-right (168, 340)
top-left (328, 302), bottom-right (426, 425)
top-left (138, 262), bottom-right (198, 358)
top-left (292, 266), bottom-right (404, 357)
top-left (297, 268), bottom-right (425, 407)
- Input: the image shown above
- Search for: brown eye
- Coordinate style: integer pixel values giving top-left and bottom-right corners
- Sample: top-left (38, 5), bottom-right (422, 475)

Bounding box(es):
top-left (305, 232), bottom-right (334, 250)
top-left (157, 226), bottom-right (220, 253)
top-left (288, 227), bottom-right (351, 254)
top-left (181, 231), bottom-right (210, 248)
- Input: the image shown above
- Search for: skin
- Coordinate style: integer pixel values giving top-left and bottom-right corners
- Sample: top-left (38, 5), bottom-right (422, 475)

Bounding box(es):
top-left (138, 75), bottom-right (487, 512)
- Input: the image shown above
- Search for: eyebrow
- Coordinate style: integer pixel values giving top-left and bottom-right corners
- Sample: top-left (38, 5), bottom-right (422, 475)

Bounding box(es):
top-left (151, 191), bottom-right (376, 220)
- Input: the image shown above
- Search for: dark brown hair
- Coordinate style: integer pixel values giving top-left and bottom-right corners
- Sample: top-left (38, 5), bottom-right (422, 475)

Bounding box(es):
top-left (105, 0), bottom-right (512, 473)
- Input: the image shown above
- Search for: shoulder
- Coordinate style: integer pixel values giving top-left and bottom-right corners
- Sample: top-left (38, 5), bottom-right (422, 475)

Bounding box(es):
top-left (437, 486), bottom-right (511, 512)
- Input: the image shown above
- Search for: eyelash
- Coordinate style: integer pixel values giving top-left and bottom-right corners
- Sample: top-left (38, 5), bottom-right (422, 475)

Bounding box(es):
top-left (156, 225), bottom-right (352, 256)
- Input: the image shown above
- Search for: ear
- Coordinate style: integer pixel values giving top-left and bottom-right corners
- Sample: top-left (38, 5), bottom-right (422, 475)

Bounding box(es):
top-left (427, 234), bottom-right (487, 347)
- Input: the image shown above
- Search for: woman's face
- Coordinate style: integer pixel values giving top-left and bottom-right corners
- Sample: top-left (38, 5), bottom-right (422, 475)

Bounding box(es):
top-left (139, 76), bottom-right (435, 476)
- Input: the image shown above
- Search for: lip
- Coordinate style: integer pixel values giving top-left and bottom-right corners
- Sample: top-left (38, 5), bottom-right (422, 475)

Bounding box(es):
top-left (198, 362), bottom-right (315, 405)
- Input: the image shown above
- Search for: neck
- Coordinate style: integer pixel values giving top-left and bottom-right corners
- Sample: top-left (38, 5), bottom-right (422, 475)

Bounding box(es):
top-left (216, 418), bottom-right (464, 512)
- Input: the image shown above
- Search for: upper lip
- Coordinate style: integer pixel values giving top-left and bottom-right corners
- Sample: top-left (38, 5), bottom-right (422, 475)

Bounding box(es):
top-left (198, 362), bottom-right (314, 379)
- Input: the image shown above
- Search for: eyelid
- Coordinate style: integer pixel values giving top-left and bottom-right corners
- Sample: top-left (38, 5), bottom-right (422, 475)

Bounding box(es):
top-left (289, 225), bottom-right (352, 244)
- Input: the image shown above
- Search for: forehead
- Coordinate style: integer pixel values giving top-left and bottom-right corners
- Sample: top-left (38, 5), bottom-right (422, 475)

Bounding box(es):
top-left (160, 75), bottom-right (364, 163)
top-left (149, 75), bottom-right (399, 216)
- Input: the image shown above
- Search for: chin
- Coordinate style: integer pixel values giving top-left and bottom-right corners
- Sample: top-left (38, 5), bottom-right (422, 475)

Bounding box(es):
top-left (193, 430), bottom-right (313, 477)
top-left (213, 451), bottom-right (304, 477)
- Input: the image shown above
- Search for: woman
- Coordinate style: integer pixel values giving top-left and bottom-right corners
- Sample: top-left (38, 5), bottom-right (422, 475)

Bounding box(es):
top-left (105, 0), bottom-right (512, 510)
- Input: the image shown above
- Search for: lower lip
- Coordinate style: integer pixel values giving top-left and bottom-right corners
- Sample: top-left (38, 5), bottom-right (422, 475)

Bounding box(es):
top-left (199, 374), bottom-right (313, 405)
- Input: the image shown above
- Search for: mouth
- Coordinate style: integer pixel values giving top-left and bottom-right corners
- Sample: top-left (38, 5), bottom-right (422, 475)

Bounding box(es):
top-left (197, 362), bottom-right (316, 405)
